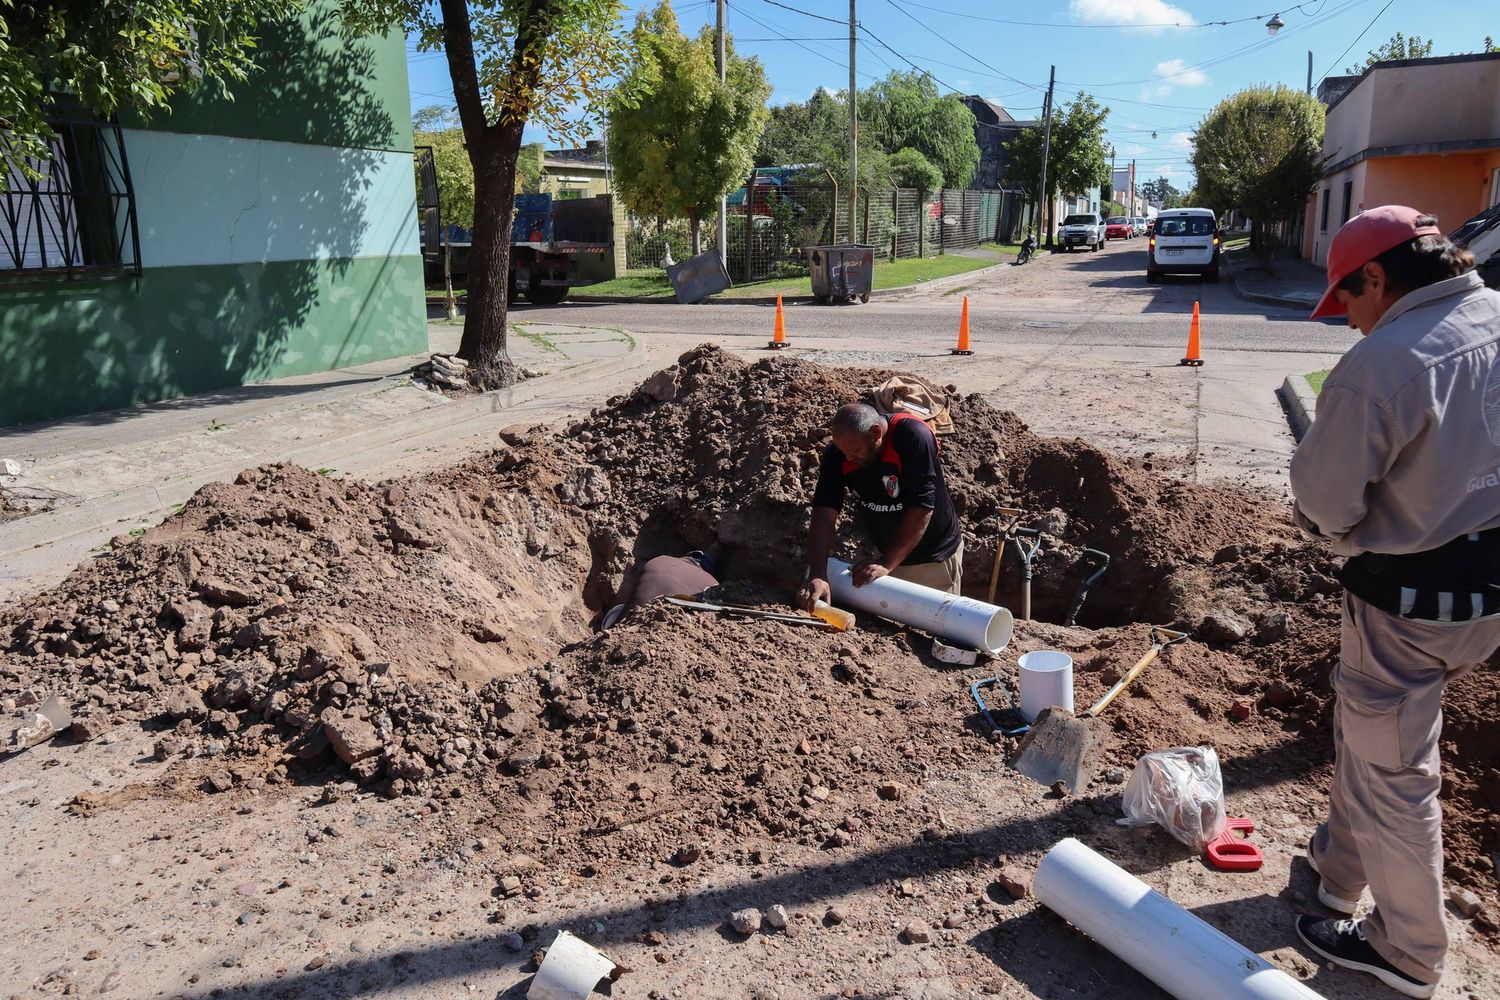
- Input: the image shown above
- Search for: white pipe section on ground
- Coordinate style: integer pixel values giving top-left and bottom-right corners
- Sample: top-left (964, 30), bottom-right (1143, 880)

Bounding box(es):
top-left (827, 558), bottom-right (1014, 653)
top-left (1034, 838), bottom-right (1327, 1000)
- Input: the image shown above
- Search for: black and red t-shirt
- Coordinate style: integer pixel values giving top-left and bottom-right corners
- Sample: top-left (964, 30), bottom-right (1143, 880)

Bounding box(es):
top-left (812, 414), bottom-right (961, 564)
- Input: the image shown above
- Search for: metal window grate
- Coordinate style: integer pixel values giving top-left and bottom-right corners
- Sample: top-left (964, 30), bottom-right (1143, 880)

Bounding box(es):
top-left (1, 110), bottom-right (141, 279)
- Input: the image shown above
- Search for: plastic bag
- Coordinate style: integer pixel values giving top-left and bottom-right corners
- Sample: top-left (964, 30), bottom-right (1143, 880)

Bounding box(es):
top-left (1117, 746), bottom-right (1227, 850)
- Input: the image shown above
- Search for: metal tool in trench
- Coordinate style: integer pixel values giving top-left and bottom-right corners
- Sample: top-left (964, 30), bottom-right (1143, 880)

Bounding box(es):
top-left (664, 596), bottom-right (837, 631)
top-left (1013, 528), bottom-right (1043, 620)
top-left (1064, 548), bottom-right (1111, 626)
top-left (985, 507), bottom-right (1026, 605)
top-left (1011, 625), bottom-right (1189, 791)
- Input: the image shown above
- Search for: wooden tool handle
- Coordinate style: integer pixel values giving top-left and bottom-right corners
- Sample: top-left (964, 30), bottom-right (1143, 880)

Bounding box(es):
top-left (1084, 647), bottom-right (1160, 718)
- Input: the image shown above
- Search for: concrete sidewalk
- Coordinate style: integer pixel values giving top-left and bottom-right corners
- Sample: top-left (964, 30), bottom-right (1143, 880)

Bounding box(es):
top-left (0, 322), bottom-right (646, 603)
top-left (1230, 253), bottom-right (1327, 311)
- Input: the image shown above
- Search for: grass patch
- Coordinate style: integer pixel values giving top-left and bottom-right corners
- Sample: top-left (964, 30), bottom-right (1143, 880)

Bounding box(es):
top-left (576, 270), bottom-right (676, 298)
top-left (512, 324), bottom-right (560, 353)
top-left (1222, 237), bottom-right (1251, 252)
top-left (978, 242), bottom-right (1023, 257)
top-left (425, 286), bottom-right (467, 298)
top-left (1305, 369), bottom-right (1330, 394)
top-left (316, 467), bottom-right (338, 477)
top-left (583, 254), bottom-right (1003, 300)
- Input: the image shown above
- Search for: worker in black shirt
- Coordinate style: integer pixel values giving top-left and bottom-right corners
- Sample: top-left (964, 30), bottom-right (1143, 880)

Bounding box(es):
top-left (797, 402), bottom-right (963, 611)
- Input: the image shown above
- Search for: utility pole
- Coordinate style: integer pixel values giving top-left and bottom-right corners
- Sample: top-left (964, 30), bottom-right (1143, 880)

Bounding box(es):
top-left (1307, 50), bottom-right (1314, 95)
top-left (847, 0), bottom-right (858, 244)
top-left (1038, 64), bottom-right (1055, 249)
top-left (1130, 158), bottom-right (1136, 215)
top-left (716, 0), bottom-right (728, 268)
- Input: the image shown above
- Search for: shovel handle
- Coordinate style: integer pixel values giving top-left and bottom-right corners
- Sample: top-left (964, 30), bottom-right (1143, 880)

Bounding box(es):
top-left (1082, 626), bottom-right (1188, 718)
top-left (985, 508), bottom-right (1025, 605)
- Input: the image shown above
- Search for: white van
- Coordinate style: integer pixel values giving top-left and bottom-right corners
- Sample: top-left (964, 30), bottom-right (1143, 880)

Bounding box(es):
top-left (1147, 208), bottom-right (1221, 283)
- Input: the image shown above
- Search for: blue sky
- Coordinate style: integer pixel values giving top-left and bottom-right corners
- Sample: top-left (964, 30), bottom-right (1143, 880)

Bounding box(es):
top-left (404, 0), bottom-right (1490, 190)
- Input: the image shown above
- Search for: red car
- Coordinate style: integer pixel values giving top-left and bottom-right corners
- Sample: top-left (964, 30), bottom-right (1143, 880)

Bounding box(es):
top-left (1105, 216), bottom-right (1133, 240)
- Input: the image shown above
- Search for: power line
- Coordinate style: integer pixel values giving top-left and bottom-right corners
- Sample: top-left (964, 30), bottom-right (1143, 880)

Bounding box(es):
top-left (884, 0), bottom-right (1041, 93)
top-left (1056, 0), bottom-right (1372, 89)
top-left (896, 0), bottom-right (1330, 30)
top-left (1318, 0), bottom-right (1398, 81)
top-left (759, 0), bottom-right (847, 27)
top-left (736, 5), bottom-right (882, 82)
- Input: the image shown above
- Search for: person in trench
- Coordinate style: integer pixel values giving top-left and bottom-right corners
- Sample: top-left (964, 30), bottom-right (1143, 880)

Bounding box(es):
top-left (599, 548), bottom-right (722, 629)
top-left (1289, 205), bottom-right (1500, 999)
top-left (797, 402), bottom-right (962, 612)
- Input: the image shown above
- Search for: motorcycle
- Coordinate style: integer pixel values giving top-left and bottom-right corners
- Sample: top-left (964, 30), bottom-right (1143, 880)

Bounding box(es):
top-left (1016, 234), bottom-right (1037, 265)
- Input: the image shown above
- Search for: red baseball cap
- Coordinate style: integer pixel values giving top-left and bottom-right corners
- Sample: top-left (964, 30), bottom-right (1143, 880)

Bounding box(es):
top-left (1311, 205), bottom-right (1442, 319)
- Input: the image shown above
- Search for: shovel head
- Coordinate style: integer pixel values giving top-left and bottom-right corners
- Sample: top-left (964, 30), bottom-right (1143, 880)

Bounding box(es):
top-left (1010, 707), bottom-right (1098, 792)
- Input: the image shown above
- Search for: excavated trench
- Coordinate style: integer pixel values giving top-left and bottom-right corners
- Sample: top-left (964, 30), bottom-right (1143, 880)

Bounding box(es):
top-left (1, 345), bottom-right (1497, 906)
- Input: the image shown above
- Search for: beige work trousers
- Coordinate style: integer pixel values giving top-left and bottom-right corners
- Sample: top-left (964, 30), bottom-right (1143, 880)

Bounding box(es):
top-left (1311, 592), bottom-right (1500, 984)
top-left (889, 540), bottom-right (964, 595)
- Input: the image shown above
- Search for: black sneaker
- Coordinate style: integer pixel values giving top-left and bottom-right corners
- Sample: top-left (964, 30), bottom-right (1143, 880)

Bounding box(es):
top-left (1295, 915), bottom-right (1436, 998)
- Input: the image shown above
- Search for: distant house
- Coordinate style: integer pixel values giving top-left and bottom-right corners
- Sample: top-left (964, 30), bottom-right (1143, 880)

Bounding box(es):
top-left (959, 96), bottom-right (1036, 191)
top-left (1303, 52), bottom-right (1500, 266)
top-left (541, 140), bottom-right (612, 200)
top-left (0, 1), bottom-right (425, 427)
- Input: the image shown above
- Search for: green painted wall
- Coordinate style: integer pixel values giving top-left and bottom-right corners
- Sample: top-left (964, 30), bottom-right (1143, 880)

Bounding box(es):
top-left (123, 5), bottom-right (413, 154)
top-left (0, 2), bottom-right (424, 428)
top-left (0, 257), bottom-right (426, 427)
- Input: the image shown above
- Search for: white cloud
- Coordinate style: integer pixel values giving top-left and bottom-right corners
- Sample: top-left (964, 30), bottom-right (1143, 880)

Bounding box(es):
top-left (1167, 131), bottom-right (1193, 152)
top-left (1152, 59), bottom-right (1208, 86)
top-left (1068, 0), bottom-right (1194, 32)
top-left (1140, 84), bottom-right (1173, 99)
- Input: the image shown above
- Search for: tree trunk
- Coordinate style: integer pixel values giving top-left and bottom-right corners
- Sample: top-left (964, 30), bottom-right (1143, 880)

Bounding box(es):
top-left (1255, 219), bottom-right (1275, 272)
top-left (456, 124), bottom-right (524, 389)
top-left (690, 216), bottom-right (702, 257)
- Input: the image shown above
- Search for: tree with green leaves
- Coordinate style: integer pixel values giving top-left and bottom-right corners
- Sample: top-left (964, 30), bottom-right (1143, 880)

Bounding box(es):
top-left (1003, 92), bottom-right (1110, 243)
top-left (1346, 32), bottom-right (1433, 73)
top-left (1140, 175), bottom-right (1182, 209)
top-left (606, 0), bottom-right (771, 256)
top-left (341, 0), bottom-right (625, 389)
top-left (1192, 85), bottom-right (1325, 267)
top-left (887, 147), bottom-right (942, 194)
top-left (0, 0), bottom-right (302, 185)
top-left (859, 71), bottom-right (980, 188)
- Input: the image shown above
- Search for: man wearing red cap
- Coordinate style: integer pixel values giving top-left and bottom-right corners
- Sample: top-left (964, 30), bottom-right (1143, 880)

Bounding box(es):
top-left (1289, 206), bottom-right (1500, 997)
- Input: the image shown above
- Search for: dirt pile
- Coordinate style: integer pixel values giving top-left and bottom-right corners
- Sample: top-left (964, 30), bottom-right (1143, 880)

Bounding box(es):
top-left (0, 345), bottom-right (1496, 899)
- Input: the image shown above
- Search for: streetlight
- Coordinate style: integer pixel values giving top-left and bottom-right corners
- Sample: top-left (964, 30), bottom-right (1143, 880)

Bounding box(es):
top-left (1266, 13), bottom-right (1285, 36)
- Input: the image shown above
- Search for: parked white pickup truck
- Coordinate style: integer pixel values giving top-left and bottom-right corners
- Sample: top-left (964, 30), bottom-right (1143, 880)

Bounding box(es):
top-left (1057, 212), bottom-right (1105, 252)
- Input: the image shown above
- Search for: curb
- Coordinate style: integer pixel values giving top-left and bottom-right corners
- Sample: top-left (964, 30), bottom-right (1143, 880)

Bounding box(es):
top-left (0, 335), bottom-right (649, 590)
top-left (1278, 374), bottom-right (1319, 441)
top-left (1234, 280), bottom-right (1321, 311)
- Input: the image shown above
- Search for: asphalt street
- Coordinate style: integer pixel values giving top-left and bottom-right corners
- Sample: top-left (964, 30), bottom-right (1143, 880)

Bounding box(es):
top-left (506, 239), bottom-right (1355, 357)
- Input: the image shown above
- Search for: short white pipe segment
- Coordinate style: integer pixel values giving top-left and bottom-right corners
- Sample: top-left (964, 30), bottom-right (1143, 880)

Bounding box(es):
top-left (1034, 839), bottom-right (1327, 1000)
top-left (827, 558), bottom-right (1014, 653)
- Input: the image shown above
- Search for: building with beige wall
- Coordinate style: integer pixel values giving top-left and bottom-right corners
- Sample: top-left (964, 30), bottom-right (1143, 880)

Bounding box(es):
top-left (1304, 53), bottom-right (1500, 266)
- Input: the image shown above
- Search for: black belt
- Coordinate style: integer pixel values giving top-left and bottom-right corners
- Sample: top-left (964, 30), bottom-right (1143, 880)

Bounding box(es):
top-left (1339, 528), bottom-right (1500, 622)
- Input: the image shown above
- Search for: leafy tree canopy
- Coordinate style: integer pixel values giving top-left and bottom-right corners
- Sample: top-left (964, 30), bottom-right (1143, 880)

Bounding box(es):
top-left (1345, 31), bottom-right (1433, 74)
top-left (1192, 84), bottom-right (1325, 262)
top-left (887, 147), bottom-right (942, 193)
top-left (606, 0), bottom-right (771, 251)
top-left (859, 71), bottom-right (980, 188)
top-left (757, 71), bottom-right (979, 189)
top-left (0, 0), bottom-right (301, 181)
top-left (1003, 92), bottom-right (1111, 205)
top-left (1140, 175), bottom-right (1182, 208)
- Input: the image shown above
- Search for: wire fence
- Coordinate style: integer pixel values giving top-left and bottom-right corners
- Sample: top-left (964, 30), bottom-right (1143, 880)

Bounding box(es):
top-left (622, 183), bottom-right (1032, 281)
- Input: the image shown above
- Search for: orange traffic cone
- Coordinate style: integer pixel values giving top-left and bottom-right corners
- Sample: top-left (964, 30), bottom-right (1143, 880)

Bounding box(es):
top-left (1179, 300), bottom-right (1204, 367)
top-left (767, 294), bottom-right (788, 350)
top-left (951, 295), bottom-right (974, 355)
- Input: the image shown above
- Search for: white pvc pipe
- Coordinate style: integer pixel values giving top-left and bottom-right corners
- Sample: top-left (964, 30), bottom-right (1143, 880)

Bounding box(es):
top-left (827, 558), bottom-right (1014, 653)
top-left (1034, 839), bottom-right (1327, 1000)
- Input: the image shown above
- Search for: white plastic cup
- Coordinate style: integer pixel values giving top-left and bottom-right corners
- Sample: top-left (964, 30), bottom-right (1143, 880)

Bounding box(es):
top-left (1018, 650), bottom-right (1074, 722)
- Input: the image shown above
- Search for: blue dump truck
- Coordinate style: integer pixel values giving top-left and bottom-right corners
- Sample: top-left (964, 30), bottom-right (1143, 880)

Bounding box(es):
top-left (421, 193), bottom-right (615, 306)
